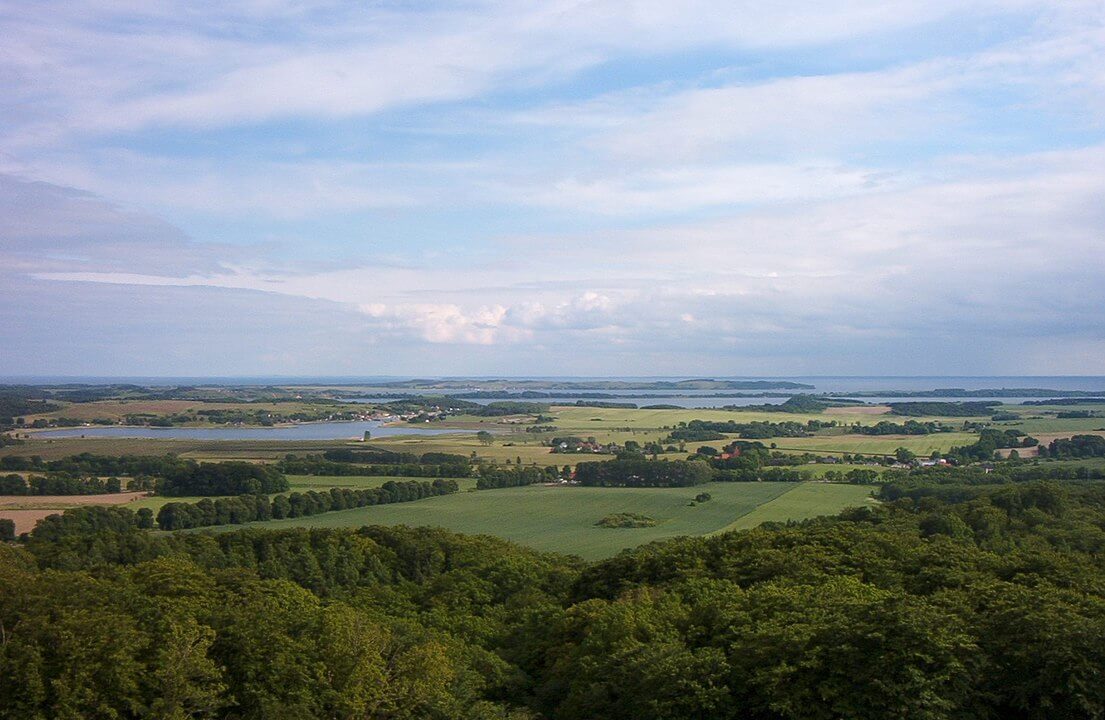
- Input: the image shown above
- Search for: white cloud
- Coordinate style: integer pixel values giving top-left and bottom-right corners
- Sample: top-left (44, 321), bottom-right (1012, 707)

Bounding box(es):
top-left (24, 145), bottom-right (1105, 369)
top-left (0, 0), bottom-right (1072, 143)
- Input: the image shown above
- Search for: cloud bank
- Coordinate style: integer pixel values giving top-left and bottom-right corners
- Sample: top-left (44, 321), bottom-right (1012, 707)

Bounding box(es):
top-left (1, 1), bottom-right (1103, 375)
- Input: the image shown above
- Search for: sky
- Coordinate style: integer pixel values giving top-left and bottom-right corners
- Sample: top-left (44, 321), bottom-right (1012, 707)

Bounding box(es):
top-left (1, 1), bottom-right (1104, 377)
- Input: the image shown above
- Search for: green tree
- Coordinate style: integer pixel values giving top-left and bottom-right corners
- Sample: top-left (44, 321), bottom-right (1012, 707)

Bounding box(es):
top-left (895, 446), bottom-right (917, 464)
top-left (146, 618), bottom-right (228, 720)
top-left (135, 507), bottom-right (154, 529)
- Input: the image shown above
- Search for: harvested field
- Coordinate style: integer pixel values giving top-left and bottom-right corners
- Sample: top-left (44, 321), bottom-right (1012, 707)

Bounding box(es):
top-left (2, 510), bottom-right (58, 535)
top-left (0, 491), bottom-right (150, 534)
top-left (0, 491), bottom-right (149, 509)
top-left (832, 405), bottom-right (892, 415)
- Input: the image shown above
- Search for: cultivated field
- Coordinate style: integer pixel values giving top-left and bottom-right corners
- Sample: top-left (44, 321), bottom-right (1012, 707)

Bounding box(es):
top-left (191, 481), bottom-right (874, 559)
top-left (0, 491), bottom-right (149, 534)
top-left (712, 483), bottom-right (875, 534)
top-left (765, 432), bottom-right (979, 457)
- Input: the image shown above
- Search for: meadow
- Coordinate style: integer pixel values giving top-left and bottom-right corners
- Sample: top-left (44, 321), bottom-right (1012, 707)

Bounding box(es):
top-left (192, 481), bottom-right (874, 559)
top-left (713, 482), bottom-right (875, 533)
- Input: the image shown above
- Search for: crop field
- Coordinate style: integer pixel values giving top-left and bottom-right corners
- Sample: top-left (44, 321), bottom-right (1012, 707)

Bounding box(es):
top-left (194, 481), bottom-right (874, 559)
top-left (712, 483), bottom-right (875, 534)
top-left (767, 432), bottom-right (979, 456)
top-left (0, 491), bottom-right (149, 534)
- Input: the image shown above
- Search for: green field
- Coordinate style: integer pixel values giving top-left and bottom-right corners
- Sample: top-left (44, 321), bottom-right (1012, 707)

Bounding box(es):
top-left (766, 432), bottom-right (979, 456)
top-left (194, 481), bottom-right (874, 559)
top-left (713, 482), bottom-right (875, 533)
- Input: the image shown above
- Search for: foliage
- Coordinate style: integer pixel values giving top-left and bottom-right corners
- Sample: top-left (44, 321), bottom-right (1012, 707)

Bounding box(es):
top-left (1038, 434), bottom-right (1105, 459)
top-left (156, 461), bottom-right (289, 496)
top-left (948, 429), bottom-right (1038, 462)
top-left (476, 465), bottom-right (559, 489)
top-left (6, 468), bottom-right (1105, 719)
top-left (595, 513), bottom-right (657, 528)
top-left (666, 418), bottom-right (833, 442)
top-left (0, 453), bottom-right (289, 496)
top-left (157, 479), bottom-right (459, 530)
top-left (0, 473), bottom-right (122, 495)
top-left (856, 420), bottom-right (949, 435)
top-left (888, 401), bottom-right (998, 416)
top-left (471, 401), bottom-right (550, 416)
top-left (280, 454), bottom-right (473, 478)
top-left (722, 394), bottom-right (833, 413)
top-left (575, 459), bottom-right (715, 487)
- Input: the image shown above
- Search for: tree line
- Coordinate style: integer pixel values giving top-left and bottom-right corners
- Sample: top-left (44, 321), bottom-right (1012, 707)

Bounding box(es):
top-left (0, 453), bottom-right (289, 496)
top-left (1037, 434), bottom-right (1105, 458)
top-left (0, 473), bottom-right (122, 495)
top-left (665, 418), bottom-right (834, 442)
top-left (887, 400), bottom-right (999, 416)
top-left (575, 458), bottom-right (716, 487)
top-left (156, 479), bottom-right (459, 530)
top-left (278, 455), bottom-right (474, 478)
top-left (476, 465), bottom-right (561, 489)
top-left (854, 419), bottom-right (951, 435)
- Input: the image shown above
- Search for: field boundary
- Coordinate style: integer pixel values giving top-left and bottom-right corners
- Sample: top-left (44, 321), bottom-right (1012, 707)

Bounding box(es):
top-left (709, 482), bottom-right (874, 536)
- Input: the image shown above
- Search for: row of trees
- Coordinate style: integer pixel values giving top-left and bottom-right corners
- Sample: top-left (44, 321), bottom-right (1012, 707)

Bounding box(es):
top-left (0, 453), bottom-right (289, 496)
top-left (855, 419), bottom-right (950, 435)
top-left (887, 401), bottom-right (999, 416)
top-left (947, 428), bottom-right (1039, 462)
top-left (0, 473), bottom-right (122, 495)
top-left (575, 458), bottom-right (715, 487)
top-left (156, 479), bottom-right (459, 530)
top-left (156, 461), bottom-right (289, 496)
top-left (475, 465), bottom-right (561, 489)
top-left (1038, 434), bottom-right (1105, 458)
top-left (666, 418), bottom-right (834, 442)
top-left (279, 455), bottom-right (473, 478)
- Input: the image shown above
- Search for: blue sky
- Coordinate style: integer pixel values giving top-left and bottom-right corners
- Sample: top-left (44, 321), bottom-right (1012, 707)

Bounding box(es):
top-left (1, 0), bottom-right (1103, 376)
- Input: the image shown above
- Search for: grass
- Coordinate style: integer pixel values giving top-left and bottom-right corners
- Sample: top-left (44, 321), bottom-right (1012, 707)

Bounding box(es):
top-left (193, 481), bottom-right (872, 560)
top-left (712, 483), bottom-right (875, 534)
top-left (767, 432), bottom-right (978, 456)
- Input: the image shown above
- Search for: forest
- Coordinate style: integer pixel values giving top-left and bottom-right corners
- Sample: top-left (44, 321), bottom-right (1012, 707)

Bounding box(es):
top-left (2, 471), bottom-right (1105, 719)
